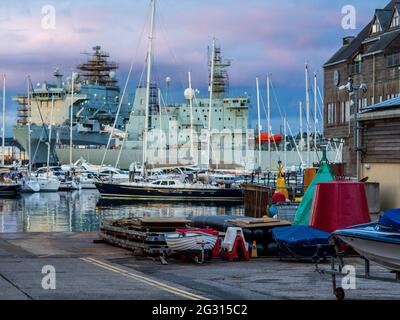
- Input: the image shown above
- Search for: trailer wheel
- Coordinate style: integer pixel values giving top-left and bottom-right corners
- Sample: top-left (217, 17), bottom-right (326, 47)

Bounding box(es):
top-left (335, 287), bottom-right (345, 300)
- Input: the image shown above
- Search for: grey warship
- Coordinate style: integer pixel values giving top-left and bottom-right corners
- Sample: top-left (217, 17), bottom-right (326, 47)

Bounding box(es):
top-left (13, 46), bottom-right (132, 166)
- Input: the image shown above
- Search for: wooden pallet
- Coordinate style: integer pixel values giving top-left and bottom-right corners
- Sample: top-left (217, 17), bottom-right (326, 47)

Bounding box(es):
top-left (228, 217), bottom-right (291, 229)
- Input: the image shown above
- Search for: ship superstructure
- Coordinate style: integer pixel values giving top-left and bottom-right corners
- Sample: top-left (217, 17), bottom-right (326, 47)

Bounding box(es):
top-left (13, 46), bottom-right (132, 165)
top-left (120, 41), bottom-right (250, 168)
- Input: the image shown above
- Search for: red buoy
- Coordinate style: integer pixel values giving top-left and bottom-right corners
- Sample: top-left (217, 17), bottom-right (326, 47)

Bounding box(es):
top-left (310, 181), bottom-right (371, 233)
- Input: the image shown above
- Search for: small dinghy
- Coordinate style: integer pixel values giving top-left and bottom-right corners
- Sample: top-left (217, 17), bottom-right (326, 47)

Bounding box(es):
top-left (165, 231), bottom-right (218, 253)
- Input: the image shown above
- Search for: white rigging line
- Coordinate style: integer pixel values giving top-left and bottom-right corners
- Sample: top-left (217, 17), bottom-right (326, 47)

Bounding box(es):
top-left (259, 93), bottom-right (281, 160)
top-left (157, 3), bottom-right (186, 93)
top-left (269, 77), bottom-right (305, 164)
top-left (101, 3), bottom-right (151, 167)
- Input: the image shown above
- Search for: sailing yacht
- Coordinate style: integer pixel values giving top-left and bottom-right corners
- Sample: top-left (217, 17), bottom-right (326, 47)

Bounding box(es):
top-left (36, 96), bottom-right (60, 192)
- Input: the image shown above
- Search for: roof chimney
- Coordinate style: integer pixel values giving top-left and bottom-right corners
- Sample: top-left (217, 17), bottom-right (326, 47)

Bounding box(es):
top-left (343, 36), bottom-right (355, 46)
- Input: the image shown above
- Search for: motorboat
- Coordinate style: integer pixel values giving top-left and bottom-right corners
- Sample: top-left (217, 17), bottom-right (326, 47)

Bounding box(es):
top-left (59, 179), bottom-right (81, 191)
top-left (96, 167), bottom-right (130, 183)
top-left (333, 209), bottom-right (400, 272)
top-left (0, 182), bottom-right (21, 197)
top-left (78, 173), bottom-right (98, 189)
top-left (95, 179), bottom-right (244, 202)
top-left (0, 169), bottom-right (22, 197)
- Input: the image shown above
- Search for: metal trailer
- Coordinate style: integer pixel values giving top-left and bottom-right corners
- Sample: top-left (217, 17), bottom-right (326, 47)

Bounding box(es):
top-left (315, 239), bottom-right (400, 300)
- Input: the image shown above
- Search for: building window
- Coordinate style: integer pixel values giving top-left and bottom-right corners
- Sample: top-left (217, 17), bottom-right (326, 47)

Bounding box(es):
top-left (327, 103), bottom-right (336, 125)
top-left (340, 102), bottom-right (345, 124)
top-left (345, 101), bottom-right (351, 122)
top-left (372, 18), bottom-right (382, 33)
top-left (349, 55), bottom-right (362, 75)
top-left (391, 8), bottom-right (400, 28)
top-left (387, 53), bottom-right (400, 67)
top-left (340, 101), bottom-right (351, 124)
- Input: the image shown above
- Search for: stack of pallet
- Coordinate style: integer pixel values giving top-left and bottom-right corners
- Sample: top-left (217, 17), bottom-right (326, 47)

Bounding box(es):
top-left (99, 217), bottom-right (190, 256)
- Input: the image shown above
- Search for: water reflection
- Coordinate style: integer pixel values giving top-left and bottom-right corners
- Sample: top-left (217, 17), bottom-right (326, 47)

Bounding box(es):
top-left (0, 191), bottom-right (244, 233)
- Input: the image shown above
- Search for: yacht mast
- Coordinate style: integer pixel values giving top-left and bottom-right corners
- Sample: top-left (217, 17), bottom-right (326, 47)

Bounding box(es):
top-left (27, 78), bottom-right (32, 173)
top-left (267, 75), bottom-right (271, 171)
top-left (207, 38), bottom-right (216, 170)
top-left (299, 101), bottom-right (303, 153)
top-left (69, 72), bottom-right (75, 166)
top-left (256, 77), bottom-right (261, 170)
top-left (158, 88), bottom-right (163, 154)
top-left (188, 71), bottom-right (194, 161)
top-left (2, 75), bottom-right (5, 166)
top-left (284, 116), bottom-right (287, 168)
top-left (47, 96), bottom-right (55, 177)
top-left (143, 0), bottom-right (156, 171)
top-left (305, 63), bottom-right (310, 167)
top-left (314, 71), bottom-right (318, 163)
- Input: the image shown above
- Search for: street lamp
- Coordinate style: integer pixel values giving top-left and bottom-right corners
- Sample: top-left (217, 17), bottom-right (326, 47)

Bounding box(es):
top-left (338, 77), bottom-right (367, 181)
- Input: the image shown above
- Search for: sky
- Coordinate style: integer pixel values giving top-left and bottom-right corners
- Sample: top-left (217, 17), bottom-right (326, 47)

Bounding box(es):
top-left (0, 0), bottom-right (389, 136)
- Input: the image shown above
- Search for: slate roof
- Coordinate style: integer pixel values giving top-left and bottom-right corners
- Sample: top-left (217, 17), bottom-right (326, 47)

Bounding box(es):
top-left (363, 29), bottom-right (400, 55)
top-left (324, 0), bottom-right (397, 67)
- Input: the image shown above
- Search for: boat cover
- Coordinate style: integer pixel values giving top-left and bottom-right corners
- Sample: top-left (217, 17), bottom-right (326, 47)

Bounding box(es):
top-left (379, 209), bottom-right (400, 230)
top-left (272, 225), bottom-right (334, 258)
top-left (293, 161), bottom-right (334, 226)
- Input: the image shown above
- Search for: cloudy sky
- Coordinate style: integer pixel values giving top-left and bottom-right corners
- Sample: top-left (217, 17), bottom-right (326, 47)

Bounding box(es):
top-left (0, 0), bottom-right (388, 135)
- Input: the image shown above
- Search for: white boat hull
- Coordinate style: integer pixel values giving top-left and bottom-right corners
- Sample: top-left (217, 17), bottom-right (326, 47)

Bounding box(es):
top-left (166, 232), bottom-right (217, 253)
top-left (38, 178), bottom-right (61, 192)
top-left (337, 235), bottom-right (400, 272)
top-left (21, 179), bottom-right (41, 193)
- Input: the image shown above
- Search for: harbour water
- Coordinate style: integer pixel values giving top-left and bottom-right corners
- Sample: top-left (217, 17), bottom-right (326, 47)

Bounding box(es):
top-left (0, 191), bottom-right (244, 233)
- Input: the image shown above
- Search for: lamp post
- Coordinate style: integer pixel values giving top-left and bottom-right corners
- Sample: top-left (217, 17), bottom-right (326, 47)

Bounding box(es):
top-left (339, 78), bottom-right (367, 181)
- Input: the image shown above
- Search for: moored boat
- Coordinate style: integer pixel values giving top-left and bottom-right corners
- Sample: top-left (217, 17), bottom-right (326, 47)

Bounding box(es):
top-left (0, 183), bottom-right (21, 198)
top-left (334, 209), bottom-right (400, 272)
top-left (95, 179), bottom-right (244, 202)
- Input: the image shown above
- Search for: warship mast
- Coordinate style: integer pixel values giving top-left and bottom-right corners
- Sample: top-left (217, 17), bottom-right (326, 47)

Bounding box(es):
top-left (2, 75), bottom-right (5, 165)
top-left (207, 39), bottom-right (215, 170)
top-left (77, 46), bottom-right (118, 87)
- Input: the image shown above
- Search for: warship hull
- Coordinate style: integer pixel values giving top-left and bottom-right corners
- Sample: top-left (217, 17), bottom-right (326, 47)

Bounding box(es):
top-left (14, 124), bottom-right (110, 165)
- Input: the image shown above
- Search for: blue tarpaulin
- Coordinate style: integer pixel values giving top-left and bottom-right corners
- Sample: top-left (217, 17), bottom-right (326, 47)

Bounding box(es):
top-left (272, 225), bottom-right (334, 258)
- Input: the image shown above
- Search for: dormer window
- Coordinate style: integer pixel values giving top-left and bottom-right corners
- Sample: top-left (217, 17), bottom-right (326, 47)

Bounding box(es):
top-left (391, 8), bottom-right (400, 28)
top-left (372, 18), bottom-right (382, 33)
